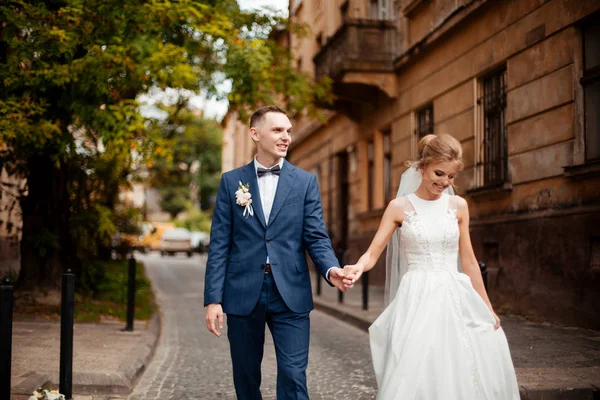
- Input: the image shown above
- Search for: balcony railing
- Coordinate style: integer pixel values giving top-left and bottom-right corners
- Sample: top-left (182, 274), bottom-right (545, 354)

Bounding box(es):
top-left (314, 18), bottom-right (399, 82)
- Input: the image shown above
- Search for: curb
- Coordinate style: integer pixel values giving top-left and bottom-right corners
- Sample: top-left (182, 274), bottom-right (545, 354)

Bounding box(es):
top-left (313, 298), bottom-right (372, 332)
top-left (313, 296), bottom-right (600, 399)
top-left (11, 372), bottom-right (52, 397)
top-left (10, 312), bottom-right (161, 397)
top-left (519, 387), bottom-right (599, 399)
top-left (119, 312), bottom-right (161, 392)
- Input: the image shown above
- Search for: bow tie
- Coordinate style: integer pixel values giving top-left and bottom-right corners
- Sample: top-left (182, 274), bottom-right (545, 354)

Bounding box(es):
top-left (257, 165), bottom-right (281, 178)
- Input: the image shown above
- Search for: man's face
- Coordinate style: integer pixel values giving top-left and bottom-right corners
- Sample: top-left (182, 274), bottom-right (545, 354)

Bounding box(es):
top-left (250, 112), bottom-right (293, 165)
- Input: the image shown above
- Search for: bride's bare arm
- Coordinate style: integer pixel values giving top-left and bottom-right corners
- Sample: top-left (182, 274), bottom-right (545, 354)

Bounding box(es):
top-left (457, 196), bottom-right (500, 328)
top-left (342, 198), bottom-right (404, 284)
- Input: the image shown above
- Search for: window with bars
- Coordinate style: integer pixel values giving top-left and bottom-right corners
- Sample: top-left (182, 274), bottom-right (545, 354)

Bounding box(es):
top-left (416, 104), bottom-right (434, 139)
top-left (383, 129), bottom-right (392, 202)
top-left (368, 139), bottom-right (374, 210)
top-left (478, 68), bottom-right (508, 187)
top-left (583, 22), bottom-right (600, 161)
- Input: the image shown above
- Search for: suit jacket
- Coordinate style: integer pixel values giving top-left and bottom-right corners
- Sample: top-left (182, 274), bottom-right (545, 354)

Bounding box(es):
top-left (204, 159), bottom-right (338, 316)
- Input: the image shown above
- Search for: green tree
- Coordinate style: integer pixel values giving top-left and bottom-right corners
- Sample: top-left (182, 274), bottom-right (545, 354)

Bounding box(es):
top-left (150, 108), bottom-right (222, 217)
top-left (159, 186), bottom-right (192, 220)
top-left (0, 0), bottom-right (330, 288)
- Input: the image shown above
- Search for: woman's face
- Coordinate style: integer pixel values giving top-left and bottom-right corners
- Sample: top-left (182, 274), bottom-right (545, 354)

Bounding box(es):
top-left (419, 160), bottom-right (461, 195)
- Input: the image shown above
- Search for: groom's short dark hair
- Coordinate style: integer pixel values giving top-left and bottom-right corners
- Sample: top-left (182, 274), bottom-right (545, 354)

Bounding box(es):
top-left (250, 106), bottom-right (287, 128)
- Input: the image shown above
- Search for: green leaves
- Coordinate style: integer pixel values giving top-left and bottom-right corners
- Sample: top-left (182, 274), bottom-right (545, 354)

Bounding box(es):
top-left (150, 108), bottom-right (222, 214)
top-left (1, 0), bottom-right (328, 159)
top-left (2, 0), bottom-right (330, 283)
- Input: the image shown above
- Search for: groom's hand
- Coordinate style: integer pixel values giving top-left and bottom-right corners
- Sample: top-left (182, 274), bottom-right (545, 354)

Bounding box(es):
top-left (342, 264), bottom-right (364, 287)
top-left (328, 267), bottom-right (348, 292)
top-left (205, 303), bottom-right (224, 337)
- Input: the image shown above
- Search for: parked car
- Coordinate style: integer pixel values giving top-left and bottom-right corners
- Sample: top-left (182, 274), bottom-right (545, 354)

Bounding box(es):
top-left (140, 222), bottom-right (174, 251)
top-left (159, 228), bottom-right (193, 257)
top-left (190, 231), bottom-right (210, 253)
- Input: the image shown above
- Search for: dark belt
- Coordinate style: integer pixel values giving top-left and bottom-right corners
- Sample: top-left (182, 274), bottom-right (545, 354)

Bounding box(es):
top-left (264, 263), bottom-right (272, 274)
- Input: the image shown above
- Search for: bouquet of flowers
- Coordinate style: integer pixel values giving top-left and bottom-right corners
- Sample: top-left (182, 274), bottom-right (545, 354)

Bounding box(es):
top-left (29, 388), bottom-right (65, 400)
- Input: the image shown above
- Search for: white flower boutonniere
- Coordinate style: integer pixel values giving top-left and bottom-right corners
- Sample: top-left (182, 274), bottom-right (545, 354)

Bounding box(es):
top-left (235, 181), bottom-right (254, 218)
top-left (29, 388), bottom-right (65, 400)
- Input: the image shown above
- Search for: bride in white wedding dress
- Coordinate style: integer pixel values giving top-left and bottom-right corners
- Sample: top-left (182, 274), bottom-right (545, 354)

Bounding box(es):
top-left (343, 134), bottom-right (520, 399)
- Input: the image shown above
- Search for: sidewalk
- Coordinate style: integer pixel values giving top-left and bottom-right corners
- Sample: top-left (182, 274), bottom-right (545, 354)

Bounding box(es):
top-left (312, 276), bottom-right (600, 400)
top-left (10, 315), bottom-right (159, 400)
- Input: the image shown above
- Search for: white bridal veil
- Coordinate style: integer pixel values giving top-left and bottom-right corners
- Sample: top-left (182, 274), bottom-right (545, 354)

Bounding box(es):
top-left (384, 166), bottom-right (455, 305)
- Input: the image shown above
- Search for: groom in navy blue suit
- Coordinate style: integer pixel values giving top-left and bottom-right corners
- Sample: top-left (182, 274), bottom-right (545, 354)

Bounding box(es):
top-left (204, 106), bottom-right (348, 399)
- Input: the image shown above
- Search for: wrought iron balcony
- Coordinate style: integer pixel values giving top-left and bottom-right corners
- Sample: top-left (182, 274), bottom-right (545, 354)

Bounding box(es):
top-left (314, 18), bottom-right (399, 83)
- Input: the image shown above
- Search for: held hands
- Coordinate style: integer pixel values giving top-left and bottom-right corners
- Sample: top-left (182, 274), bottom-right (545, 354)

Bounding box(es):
top-left (329, 264), bottom-right (365, 291)
top-left (205, 303), bottom-right (224, 337)
top-left (342, 264), bottom-right (365, 288)
top-left (328, 267), bottom-right (349, 292)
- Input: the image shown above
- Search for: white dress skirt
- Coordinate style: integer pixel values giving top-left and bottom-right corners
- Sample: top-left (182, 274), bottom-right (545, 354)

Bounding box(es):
top-left (369, 193), bottom-right (520, 399)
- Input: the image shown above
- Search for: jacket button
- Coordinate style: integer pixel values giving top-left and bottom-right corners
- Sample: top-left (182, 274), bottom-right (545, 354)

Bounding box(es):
top-left (266, 238), bottom-right (271, 242)
top-left (260, 264), bottom-right (265, 269)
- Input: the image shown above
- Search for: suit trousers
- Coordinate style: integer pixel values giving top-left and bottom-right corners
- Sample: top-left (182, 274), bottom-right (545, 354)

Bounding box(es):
top-left (227, 273), bottom-right (310, 400)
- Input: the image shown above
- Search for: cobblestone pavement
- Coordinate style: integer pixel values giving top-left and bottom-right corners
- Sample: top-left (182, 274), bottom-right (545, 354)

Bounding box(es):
top-left (129, 253), bottom-right (377, 400)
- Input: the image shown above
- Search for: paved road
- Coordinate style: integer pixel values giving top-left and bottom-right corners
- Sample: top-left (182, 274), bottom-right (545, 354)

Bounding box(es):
top-left (129, 253), bottom-right (377, 400)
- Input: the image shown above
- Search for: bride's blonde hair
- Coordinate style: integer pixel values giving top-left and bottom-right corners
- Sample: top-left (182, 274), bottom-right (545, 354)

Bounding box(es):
top-left (410, 134), bottom-right (464, 170)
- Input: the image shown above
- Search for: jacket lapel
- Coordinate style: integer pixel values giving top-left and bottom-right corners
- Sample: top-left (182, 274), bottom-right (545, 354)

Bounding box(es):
top-left (268, 160), bottom-right (295, 226)
top-left (241, 161), bottom-right (266, 229)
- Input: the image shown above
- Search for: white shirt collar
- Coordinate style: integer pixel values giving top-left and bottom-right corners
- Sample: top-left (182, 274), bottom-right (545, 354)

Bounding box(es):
top-left (254, 156), bottom-right (284, 175)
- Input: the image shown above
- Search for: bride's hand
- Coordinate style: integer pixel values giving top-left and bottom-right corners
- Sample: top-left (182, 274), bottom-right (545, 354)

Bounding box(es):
top-left (342, 264), bottom-right (364, 288)
top-left (492, 311), bottom-right (501, 330)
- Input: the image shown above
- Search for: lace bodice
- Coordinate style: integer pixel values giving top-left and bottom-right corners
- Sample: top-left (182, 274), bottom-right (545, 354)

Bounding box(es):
top-left (400, 193), bottom-right (459, 272)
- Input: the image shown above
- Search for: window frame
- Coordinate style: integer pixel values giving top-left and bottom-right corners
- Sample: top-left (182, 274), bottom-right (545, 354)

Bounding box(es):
top-left (582, 22), bottom-right (600, 162)
top-left (474, 67), bottom-right (508, 189)
top-left (415, 103), bottom-right (434, 140)
top-left (383, 129), bottom-right (393, 202)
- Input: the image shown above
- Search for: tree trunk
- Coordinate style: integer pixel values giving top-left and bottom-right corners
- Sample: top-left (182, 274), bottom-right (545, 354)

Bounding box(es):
top-left (17, 154), bottom-right (74, 289)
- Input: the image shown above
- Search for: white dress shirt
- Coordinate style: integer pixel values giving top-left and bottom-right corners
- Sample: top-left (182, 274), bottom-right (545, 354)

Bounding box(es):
top-left (254, 157), bottom-right (284, 263)
top-left (254, 157), bottom-right (283, 224)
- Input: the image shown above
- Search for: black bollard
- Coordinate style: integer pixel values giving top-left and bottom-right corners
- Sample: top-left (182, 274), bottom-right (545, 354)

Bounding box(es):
top-left (60, 270), bottom-right (75, 400)
top-left (362, 271), bottom-right (369, 310)
top-left (316, 268), bottom-right (322, 296)
top-left (479, 261), bottom-right (488, 291)
top-left (337, 250), bottom-right (344, 304)
top-left (125, 255), bottom-right (136, 332)
top-left (0, 279), bottom-right (13, 399)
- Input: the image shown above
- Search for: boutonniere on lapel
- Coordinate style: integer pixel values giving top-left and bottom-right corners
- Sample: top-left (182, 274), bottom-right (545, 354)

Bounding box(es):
top-left (235, 181), bottom-right (254, 218)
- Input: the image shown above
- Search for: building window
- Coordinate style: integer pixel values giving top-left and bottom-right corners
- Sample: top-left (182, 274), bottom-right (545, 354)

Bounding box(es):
top-left (313, 165), bottom-right (321, 187)
top-left (416, 104), bottom-right (434, 140)
top-left (370, 0), bottom-right (394, 20)
top-left (477, 68), bottom-right (508, 187)
top-left (383, 129), bottom-right (392, 202)
top-left (368, 139), bottom-right (374, 210)
top-left (583, 22), bottom-right (600, 161)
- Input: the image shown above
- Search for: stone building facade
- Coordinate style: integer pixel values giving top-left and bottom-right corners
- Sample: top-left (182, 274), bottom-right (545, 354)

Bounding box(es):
top-left (222, 0), bottom-right (600, 328)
